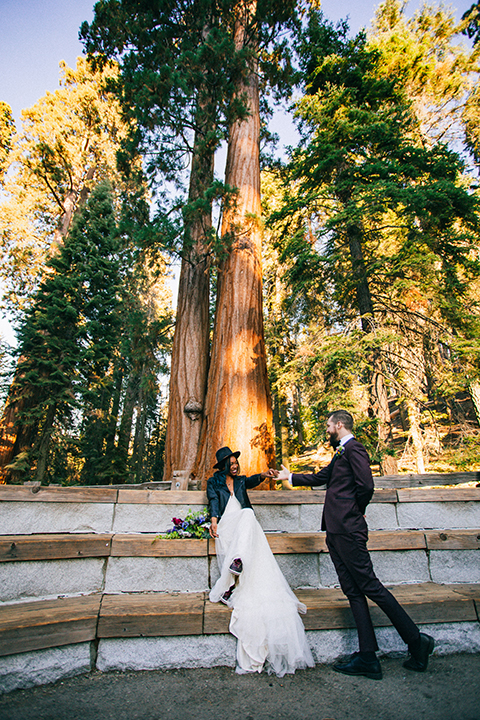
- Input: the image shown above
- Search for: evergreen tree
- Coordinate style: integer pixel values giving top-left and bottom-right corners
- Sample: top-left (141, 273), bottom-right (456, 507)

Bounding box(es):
top-left (3, 182), bottom-right (121, 482)
top-left (268, 11), bottom-right (480, 471)
top-left (83, 0), bottom-right (300, 483)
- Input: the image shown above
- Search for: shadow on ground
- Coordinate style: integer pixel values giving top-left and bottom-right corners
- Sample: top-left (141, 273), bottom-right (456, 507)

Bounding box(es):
top-left (0, 654), bottom-right (479, 720)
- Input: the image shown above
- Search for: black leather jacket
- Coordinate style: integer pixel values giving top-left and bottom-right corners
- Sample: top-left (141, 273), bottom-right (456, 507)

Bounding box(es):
top-left (206, 470), bottom-right (263, 520)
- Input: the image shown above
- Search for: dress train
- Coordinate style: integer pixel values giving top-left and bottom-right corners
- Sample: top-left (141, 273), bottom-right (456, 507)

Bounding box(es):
top-left (209, 495), bottom-right (315, 676)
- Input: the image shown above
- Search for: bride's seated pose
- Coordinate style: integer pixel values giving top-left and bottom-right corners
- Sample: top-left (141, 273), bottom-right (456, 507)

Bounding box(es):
top-left (207, 446), bottom-right (314, 677)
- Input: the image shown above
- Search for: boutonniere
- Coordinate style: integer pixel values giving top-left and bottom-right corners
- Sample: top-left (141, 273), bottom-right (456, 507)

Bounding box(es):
top-left (333, 446), bottom-right (345, 459)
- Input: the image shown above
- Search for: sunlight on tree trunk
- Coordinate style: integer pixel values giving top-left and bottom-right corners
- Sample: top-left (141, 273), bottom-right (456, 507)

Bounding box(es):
top-left (194, 0), bottom-right (275, 486)
top-left (405, 397), bottom-right (425, 474)
top-left (468, 381), bottom-right (480, 427)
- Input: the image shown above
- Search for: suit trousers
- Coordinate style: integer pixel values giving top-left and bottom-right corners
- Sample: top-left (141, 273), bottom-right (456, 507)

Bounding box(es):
top-left (326, 530), bottom-right (420, 653)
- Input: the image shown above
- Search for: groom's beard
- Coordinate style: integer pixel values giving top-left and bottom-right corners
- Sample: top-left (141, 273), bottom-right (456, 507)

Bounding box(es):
top-left (328, 431), bottom-right (340, 449)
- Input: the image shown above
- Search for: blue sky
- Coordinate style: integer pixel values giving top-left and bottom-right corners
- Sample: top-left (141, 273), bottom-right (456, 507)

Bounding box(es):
top-left (0, 0), bottom-right (475, 339)
top-left (1, 0), bottom-right (474, 126)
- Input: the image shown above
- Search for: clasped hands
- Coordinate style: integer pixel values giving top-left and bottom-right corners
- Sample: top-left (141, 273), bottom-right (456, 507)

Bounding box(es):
top-left (261, 465), bottom-right (290, 481)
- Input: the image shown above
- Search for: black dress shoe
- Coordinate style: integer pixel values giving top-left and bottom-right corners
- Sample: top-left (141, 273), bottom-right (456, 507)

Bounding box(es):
top-left (403, 633), bottom-right (435, 672)
top-left (333, 653), bottom-right (383, 680)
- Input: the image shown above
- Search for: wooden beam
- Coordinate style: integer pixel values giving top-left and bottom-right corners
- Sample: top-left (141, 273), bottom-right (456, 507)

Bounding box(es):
top-left (425, 530), bottom-right (480, 550)
top-left (367, 531), bottom-right (426, 551)
top-left (0, 534), bottom-right (113, 562)
top-left (98, 592), bottom-right (204, 637)
top-left (266, 533), bottom-right (328, 554)
top-left (0, 486), bottom-right (118, 503)
top-left (397, 488), bottom-right (480, 502)
top-left (111, 535), bottom-right (208, 557)
top-left (203, 597), bottom-right (232, 634)
top-left (0, 595), bottom-right (101, 656)
top-left (375, 471), bottom-right (480, 488)
top-left (117, 489), bottom-right (208, 505)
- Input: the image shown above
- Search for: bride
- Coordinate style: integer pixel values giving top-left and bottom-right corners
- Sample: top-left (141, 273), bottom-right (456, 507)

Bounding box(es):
top-left (207, 446), bottom-right (315, 677)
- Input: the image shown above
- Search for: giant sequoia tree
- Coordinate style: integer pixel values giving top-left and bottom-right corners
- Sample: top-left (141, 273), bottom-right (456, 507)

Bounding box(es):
top-left (194, 0), bottom-right (274, 481)
top-left (82, 0), bottom-right (240, 483)
top-left (83, 0), bottom-right (298, 483)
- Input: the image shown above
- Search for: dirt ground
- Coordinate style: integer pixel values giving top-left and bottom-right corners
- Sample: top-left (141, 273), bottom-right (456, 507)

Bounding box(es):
top-left (1, 653), bottom-right (479, 720)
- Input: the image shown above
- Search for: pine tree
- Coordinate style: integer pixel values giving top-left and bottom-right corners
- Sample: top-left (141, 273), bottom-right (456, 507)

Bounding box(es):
top-left (269, 11), bottom-right (480, 471)
top-left (3, 182), bottom-right (121, 482)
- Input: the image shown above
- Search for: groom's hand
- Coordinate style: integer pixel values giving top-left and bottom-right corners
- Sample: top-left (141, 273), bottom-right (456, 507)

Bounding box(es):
top-left (276, 464), bottom-right (290, 481)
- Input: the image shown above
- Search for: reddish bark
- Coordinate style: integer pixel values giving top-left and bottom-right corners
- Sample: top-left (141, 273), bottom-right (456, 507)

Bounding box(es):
top-left (162, 103), bottom-right (214, 484)
top-left (194, 1), bottom-right (275, 487)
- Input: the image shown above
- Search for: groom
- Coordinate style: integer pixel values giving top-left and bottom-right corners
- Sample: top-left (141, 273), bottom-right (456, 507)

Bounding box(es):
top-left (276, 409), bottom-right (434, 680)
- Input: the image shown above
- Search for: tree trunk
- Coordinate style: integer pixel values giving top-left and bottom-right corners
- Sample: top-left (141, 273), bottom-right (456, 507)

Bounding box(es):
top-left (347, 222), bottom-right (398, 474)
top-left (115, 371), bottom-right (138, 479)
top-left (291, 385), bottom-right (305, 448)
top-left (194, 0), bottom-right (275, 486)
top-left (163, 102), bottom-right (214, 484)
top-left (405, 396), bottom-right (425, 474)
top-left (131, 372), bottom-right (147, 483)
top-left (469, 381), bottom-right (480, 427)
top-left (34, 403), bottom-right (57, 483)
top-left (0, 367), bottom-right (41, 483)
top-left (104, 365), bottom-right (123, 459)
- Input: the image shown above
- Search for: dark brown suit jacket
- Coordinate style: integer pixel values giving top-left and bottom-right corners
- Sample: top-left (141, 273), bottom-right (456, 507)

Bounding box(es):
top-left (291, 438), bottom-right (374, 534)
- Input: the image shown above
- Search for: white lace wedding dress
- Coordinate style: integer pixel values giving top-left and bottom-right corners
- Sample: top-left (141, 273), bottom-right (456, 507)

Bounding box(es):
top-left (209, 494), bottom-right (315, 676)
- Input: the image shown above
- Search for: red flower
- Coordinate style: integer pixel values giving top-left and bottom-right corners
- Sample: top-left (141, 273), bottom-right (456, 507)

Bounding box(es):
top-left (172, 517), bottom-right (182, 526)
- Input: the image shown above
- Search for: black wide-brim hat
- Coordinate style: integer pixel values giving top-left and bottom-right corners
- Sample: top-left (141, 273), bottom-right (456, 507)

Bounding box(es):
top-left (213, 446), bottom-right (240, 469)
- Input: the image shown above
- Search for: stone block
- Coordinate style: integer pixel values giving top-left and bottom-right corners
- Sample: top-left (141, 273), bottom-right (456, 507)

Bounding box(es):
top-left (319, 554), bottom-right (339, 588)
top-left (299, 504), bottom-right (323, 532)
top-left (306, 628), bottom-right (358, 663)
top-left (397, 502), bottom-right (480, 530)
top-left (429, 550), bottom-right (480, 584)
top-left (209, 557), bottom-right (220, 588)
top-left (104, 556), bottom-right (209, 593)
top-left (307, 621), bottom-right (480, 664)
top-left (365, 503), bottom-right (399, 530)
top-left (0, 642), bottom-right (91, 694)
top-left (253, 504), bottom-right (300, 532)
top-left (415, 621), bottom-right (480, 656)
top-left (275, 554), bottom-right (320, 589)
top-left (0, 502), bottom-right (115, 535)
top-left (112, 504), bottom-right (205, 534)
top-left (0, 559), bottom-right (106, 603)
top-left (371, 550), bottom-right (430, 585)
top-left (96, 634), bottom-right (236, 672)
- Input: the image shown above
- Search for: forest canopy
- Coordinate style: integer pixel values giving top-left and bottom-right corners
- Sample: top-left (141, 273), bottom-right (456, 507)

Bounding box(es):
top-left (1, 0), bottom-right (479, 486)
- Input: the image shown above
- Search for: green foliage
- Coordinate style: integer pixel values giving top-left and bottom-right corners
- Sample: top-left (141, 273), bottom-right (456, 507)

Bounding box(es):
top-left (0, 59), bottom-right (128, 316)
top-left (6, 181), bottom-right (173, 484)
top-left (157, 507), bottom-right (211, 539)
top-left (262, 5), bottom-right (480, 471)
top-left (0, 102), bottom-right (15, 182)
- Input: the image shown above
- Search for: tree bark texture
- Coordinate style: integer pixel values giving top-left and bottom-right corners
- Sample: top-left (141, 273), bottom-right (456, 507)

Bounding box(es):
top-left (405, 396), bottom-right (426, 474)
top-left (347, 222), bottom-right (398, 473)
top-left (468, 381), bottom-right (480, 427)
top-left (194, 1), bottom-right (275, 486)
top-left (162, 113), bottom-right (213, 483)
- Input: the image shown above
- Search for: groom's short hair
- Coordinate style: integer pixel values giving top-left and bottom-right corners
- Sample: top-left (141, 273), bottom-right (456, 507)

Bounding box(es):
top-left (329, 410), bottom-right (354, 431)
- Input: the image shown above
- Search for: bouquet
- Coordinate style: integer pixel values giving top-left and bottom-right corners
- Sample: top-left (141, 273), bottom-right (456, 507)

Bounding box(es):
top-left (157, 508), bottom-right (211, 539)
